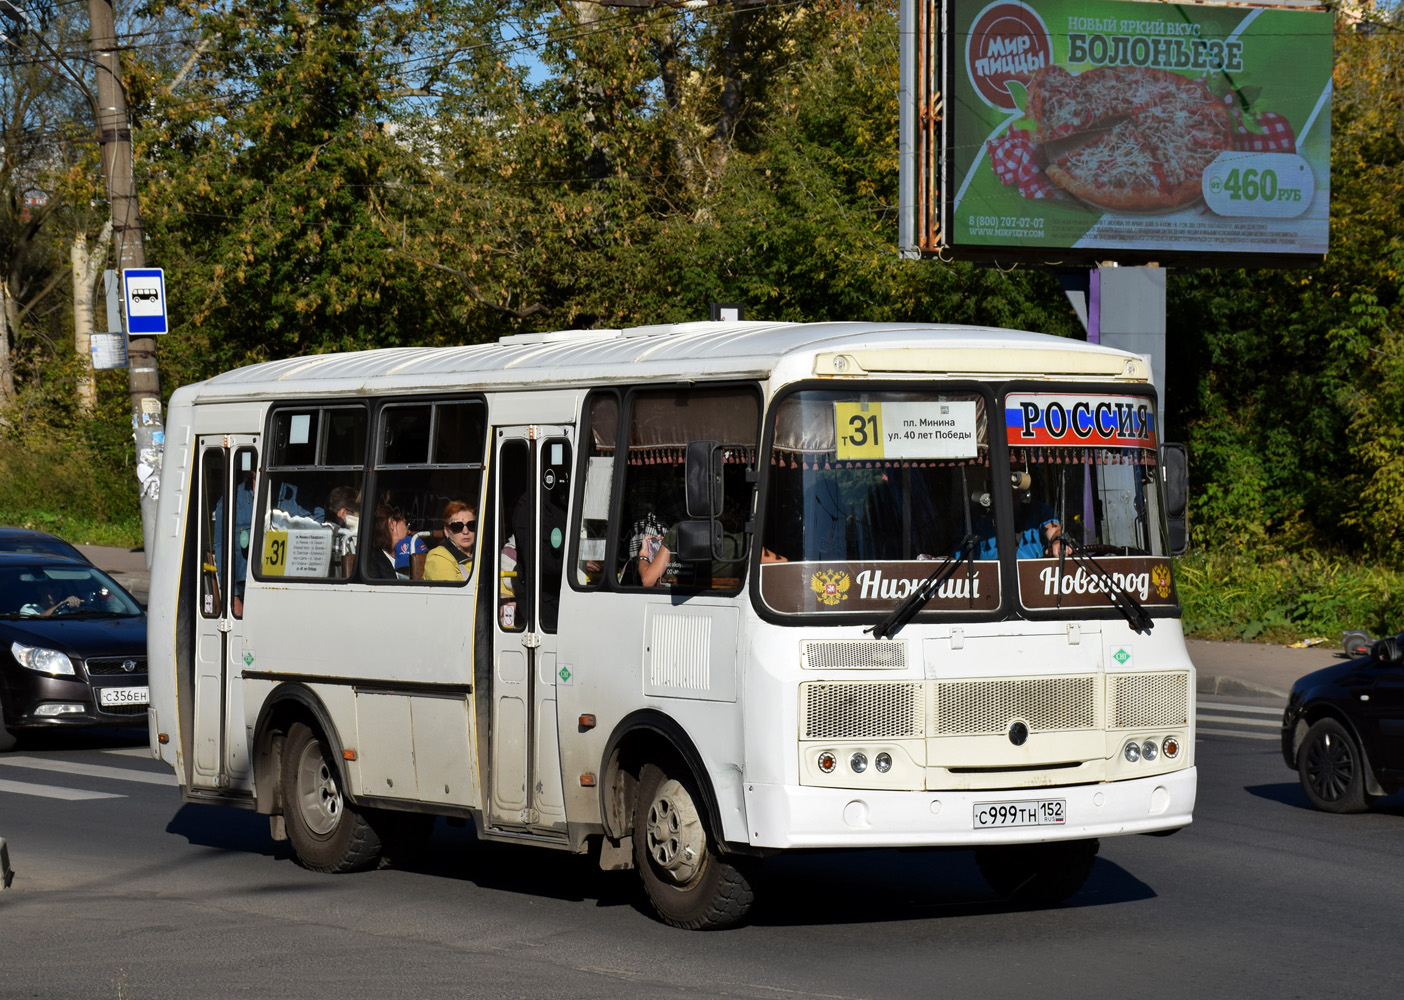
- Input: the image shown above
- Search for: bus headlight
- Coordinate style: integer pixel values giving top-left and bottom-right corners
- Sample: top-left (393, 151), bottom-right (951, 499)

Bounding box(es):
top-left (1123, 741), bottom-right (1141, 763)
top-left (1141, 739), bottom-right (1158, 761)
top-left (874, 752), bottom-right (892, 773)
top-left (11, 642), bottom-right (75, 676)
top-left (850, 752), bottom-right (868, 774)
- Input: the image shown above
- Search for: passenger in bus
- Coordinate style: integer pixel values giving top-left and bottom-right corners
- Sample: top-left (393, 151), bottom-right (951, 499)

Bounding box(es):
top-left (424, 501), bottom-right (475, 581)
top-left (638, 520), bottom-right (750, 588)
top-left (972, 473), bottom-right (1067, 559)
top-left (325, 486), bottom-right (361, 532)
top-left (365, 505), bottom-right (400, 580)
top-left (389, 509), bottom-right (427, 578)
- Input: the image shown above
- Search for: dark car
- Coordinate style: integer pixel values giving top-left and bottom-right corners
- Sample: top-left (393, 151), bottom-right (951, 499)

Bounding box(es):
top-left (0, 553), bottom-right (147, 752)
top-left (1282, 634), bottom-right (1404, 812)
top-left (0, 527), bottom-right (90, 564)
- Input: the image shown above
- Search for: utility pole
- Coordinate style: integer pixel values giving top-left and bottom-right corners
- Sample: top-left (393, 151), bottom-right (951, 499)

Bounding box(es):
top-left (88, 0), bottom-right (163, 562)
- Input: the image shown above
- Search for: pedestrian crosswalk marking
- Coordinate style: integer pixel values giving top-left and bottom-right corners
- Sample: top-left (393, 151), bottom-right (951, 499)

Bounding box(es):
top-left (0, 756), bottom-right (176, 786)
top-left (1197, 727), bottom-right (1277, 741)
top-left (1198, 700), bottom-right (1282, 716)
top-left (1197, 714), bottom-right (1279, 728)
top-left (0, 777), bottom-right (123, 801)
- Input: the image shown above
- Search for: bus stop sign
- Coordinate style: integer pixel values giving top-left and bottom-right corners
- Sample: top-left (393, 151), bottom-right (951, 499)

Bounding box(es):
top-left (123, 268), bottom-right (169, 335)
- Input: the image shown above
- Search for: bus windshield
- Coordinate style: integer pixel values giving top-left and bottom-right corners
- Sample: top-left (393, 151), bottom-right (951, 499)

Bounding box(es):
top-left (759, 388), bottom-right (1001, 617)
top-left (1005, 391), bottom-right (1175, 615)
top-left (758, 386), bottom-right (1177, 618)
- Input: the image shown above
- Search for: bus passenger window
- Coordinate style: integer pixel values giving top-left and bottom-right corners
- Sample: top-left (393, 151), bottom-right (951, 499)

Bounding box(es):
top-left (616, 387), bottom-right (759, 592)
top-left (258, 405), bottom-right (367, 582)
top-left (574, 394), bottom-right (618, 590)
top-left (370, 400), bottom-right (485, 586)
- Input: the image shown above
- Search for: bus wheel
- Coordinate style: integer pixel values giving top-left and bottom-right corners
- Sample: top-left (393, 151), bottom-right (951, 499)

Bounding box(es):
top-left (281, 722), bottom-right (382, 873)
top-left (975, 838), bottom-right (1099, 905)
top-left (633, 762), bottom-right (754, 930)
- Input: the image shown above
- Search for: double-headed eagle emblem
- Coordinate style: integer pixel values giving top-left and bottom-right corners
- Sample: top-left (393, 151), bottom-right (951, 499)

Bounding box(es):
top-left (810, 569), bottom-right (851, 607)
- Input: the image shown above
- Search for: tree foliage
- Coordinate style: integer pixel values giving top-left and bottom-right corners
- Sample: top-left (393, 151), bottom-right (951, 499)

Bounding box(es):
top-left (1167, 5), bottom-right (1404, 561)
top-left (2, 0), bottom-right (1404, 569)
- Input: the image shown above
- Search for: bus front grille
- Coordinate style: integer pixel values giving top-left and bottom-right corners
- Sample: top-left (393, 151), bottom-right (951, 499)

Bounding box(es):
top-left (801, 640), bottom-right (908, 670)
top-left (799, 673), bottom-right (1189, 742)
top-left (1109, 672), bottom-right (1190, 728)
top-left (800, 682), bottom-right (925, 740)
top-left (934, 677), bottom-right (1099, 735)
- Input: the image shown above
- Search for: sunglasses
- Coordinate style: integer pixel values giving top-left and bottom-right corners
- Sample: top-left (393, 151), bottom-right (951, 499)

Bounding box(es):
top-left (447, 520), bottom-right (476, 533)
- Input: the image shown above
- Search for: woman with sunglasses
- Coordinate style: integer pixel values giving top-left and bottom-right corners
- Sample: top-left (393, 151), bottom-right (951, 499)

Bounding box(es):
top-left (424, 500), bottom-right (477, 581)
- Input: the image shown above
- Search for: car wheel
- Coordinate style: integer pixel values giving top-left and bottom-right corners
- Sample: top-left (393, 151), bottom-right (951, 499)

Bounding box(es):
top-left (0, 695), bottom-right (16, 753)
top-left (975, 838), bottom-right (1099, 905)
top-left (280, 722), bottom-right (382, 872)
top-left (633, 762), bottom-right (754, 930)
top-left (1297, 717), bottom-right (1369, 813)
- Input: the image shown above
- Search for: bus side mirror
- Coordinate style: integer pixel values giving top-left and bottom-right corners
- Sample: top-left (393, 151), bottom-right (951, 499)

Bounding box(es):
top-left (1163, 442), bottom-right (1188, 556)
top-left (675, 519), bottom-right (723, 561)
top-left (685, 440), bottom-right (723, 518)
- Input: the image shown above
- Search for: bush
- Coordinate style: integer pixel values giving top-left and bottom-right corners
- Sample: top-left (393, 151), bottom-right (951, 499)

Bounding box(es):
top-left (1176, 549), bottom-right (1404, 644)
top-left (0, 426), bottom-right (143, 548)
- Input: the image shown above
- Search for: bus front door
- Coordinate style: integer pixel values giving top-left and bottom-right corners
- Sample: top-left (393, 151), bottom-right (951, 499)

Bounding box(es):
top-left (190, 434), bottom-right (259, 793)
top-left (487, 426), bottom-right (572, 836)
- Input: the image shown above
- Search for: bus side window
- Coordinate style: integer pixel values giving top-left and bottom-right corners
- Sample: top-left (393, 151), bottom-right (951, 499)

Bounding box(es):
top-left (574, 393), bottom-right (618, 590)
top-left (369, 399), bottom-right (485, 585)
top-left (258, 406), bottom-right (366, 582)
top-left (615, 387), bottom-right (759, 592)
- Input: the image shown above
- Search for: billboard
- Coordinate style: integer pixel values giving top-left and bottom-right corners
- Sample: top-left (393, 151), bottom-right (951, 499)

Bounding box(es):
top-left (900, 0), bottom-right (1335, 265)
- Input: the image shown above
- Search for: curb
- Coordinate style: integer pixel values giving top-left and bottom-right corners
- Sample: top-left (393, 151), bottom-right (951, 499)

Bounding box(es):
top-left (1196, 674), bottom-right (1288, 702)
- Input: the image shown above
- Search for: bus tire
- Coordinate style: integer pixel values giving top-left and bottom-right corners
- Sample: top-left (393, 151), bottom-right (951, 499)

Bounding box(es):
top-left (975, 838), bottom-right (1099, 905)
top-left (1297, 717), bottom-right (1368, 813)
top-left (281, 722), bottom-right (382, 873)
top-left (633, 762), bottom-right (754, 930)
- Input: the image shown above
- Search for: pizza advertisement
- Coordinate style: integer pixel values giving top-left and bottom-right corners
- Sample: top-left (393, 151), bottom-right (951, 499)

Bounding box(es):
top-left (947, 0), bottom-right (1334, 260)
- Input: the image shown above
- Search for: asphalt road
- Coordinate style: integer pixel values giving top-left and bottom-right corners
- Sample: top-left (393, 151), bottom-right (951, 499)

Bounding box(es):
top-left (2, 714), bottom-right (1402, 1000)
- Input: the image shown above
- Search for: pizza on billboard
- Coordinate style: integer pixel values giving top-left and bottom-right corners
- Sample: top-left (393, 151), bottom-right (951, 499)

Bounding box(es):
top-left (1025, 65), bottom-right (1234, 211)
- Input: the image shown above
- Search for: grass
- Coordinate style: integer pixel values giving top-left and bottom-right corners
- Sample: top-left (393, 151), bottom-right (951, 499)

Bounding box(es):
top-left (0, 508), bottom-right (143, 550)
top-left (1176, 549), bottom-right (1404, 644)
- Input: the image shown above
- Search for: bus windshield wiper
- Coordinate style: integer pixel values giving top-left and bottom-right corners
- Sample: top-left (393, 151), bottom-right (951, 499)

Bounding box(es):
top-left (1058, 536), bottom-right (1155, 635)
top-left (867, 533), bottom-right (978, 640)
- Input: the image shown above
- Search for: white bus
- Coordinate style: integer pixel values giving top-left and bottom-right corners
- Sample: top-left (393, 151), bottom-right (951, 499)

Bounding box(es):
top-left (147, 321), bottom-right (1195, 928)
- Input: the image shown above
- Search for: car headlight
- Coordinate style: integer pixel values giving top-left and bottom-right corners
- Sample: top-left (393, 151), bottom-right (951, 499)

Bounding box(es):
top-left (11, 641), bottom-right (75, 676)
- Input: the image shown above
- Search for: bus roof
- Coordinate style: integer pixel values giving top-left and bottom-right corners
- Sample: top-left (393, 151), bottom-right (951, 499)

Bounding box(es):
top-left (180, 321), bottom-right (1149, 402)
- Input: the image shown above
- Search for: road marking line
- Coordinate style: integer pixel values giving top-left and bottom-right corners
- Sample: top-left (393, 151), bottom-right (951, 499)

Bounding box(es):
top-left (1198, 701), bottom-right (1283, 716)
top-left (102, 747), bottom-right (154, 758)
top-left (1197, 714), bottom-right (1281, 728)
top-left (1197, 727), bottom-right (1278, 741)
top-left (0, 756), bottom-right (176, 786)
top-left (0, 778), bottom-right (124, 801)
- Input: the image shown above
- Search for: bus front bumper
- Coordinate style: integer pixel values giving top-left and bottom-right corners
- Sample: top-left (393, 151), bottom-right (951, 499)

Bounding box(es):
top-left (740, 767), bottom-right (1196, 849)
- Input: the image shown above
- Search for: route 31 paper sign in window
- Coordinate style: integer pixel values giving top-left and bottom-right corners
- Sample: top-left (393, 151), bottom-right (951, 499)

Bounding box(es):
top-left (834, 400), bottom-right (978, 461)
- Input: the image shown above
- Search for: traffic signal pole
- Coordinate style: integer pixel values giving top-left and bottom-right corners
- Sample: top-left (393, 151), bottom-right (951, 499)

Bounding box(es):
top-left (88, 0), bottom-right (163, 562)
